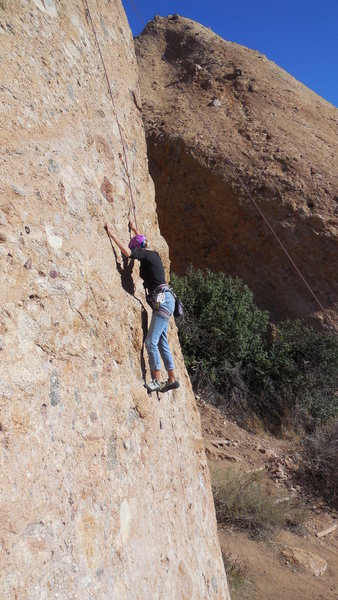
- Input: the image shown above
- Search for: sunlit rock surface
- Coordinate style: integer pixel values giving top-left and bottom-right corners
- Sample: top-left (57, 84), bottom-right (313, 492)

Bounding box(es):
top-left (0, 3), bottom-right (229, 598)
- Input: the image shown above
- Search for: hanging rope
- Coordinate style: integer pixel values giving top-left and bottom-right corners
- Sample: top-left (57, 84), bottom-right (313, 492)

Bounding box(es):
top-left (83, 0), bottom-right (138, 229)
top-left (128, 1), bottom-right (337, 332)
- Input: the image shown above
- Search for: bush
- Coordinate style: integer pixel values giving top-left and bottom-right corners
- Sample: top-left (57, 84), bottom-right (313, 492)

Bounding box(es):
top-left (210, 465), bottom-right (307, 538)
top-left (303, 418), bottom-right (338, 507)
top-left (171, 267), bottom-right (338, 432)
top-left (265, 320), bottom-right (338, 423)
top-left (171, 267), bottom-right (269, 384)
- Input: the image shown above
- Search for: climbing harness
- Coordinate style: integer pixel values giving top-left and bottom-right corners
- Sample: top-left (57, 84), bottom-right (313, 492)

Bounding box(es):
top-left (155, 291), bottom-right (166, 305)
top-left (82, 0), bottom-right (138, 230)
top-left (145, 284), bottom-right (184, 320)
top-left (128, 0), bottom-right (337, 333)
top-left (145, 284), bottom-right (171, 319)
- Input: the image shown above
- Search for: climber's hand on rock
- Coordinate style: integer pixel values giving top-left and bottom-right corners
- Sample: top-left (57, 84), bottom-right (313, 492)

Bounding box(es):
top-left (128, 221), bottom-right (138, 235)
top-left (105, 222), bottom-right (113, 237)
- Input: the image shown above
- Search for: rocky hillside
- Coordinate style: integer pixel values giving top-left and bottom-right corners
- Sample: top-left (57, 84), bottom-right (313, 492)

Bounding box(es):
top-left (199, 397), bottom-right (338, 600)
top-left (135, 15), bottom-right (338, 327)
top-left (0, 3), bottom-right (229, 598)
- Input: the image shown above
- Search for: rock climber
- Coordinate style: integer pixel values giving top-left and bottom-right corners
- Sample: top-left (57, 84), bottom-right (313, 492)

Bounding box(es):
top-left (105, 220), bottom-right (180, 394)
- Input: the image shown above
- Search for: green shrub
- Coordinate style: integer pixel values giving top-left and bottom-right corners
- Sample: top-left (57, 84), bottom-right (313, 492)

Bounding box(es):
top-left (171, 267), bottom-right (338, 431)
top-left (265, 320), bottom-right (338, 422)
top-left (171, 267), bottom-right (269, 383)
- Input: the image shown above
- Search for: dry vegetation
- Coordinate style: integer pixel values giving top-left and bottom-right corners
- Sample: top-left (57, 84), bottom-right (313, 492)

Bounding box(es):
top-left (221, 549), bottom-right (251, 597)
top-left (210, 464), bottom-right (308, 538)
top-left (303, 419), bottom-right (338, 508)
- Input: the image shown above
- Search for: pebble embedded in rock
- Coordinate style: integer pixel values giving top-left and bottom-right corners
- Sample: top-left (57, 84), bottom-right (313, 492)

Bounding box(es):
top-left (24, 258), bottom-right (32, 269)
top-left (25, 226), bottom-right (30, 234)
top-left (0, 233), bottom-right (6, 243)
top-left (48, 158), bottom-right (60, 174)
top-left (49, 270), bottom-right (58, 278)
top-left (211, 98), bottom-right (222, 107)
top-left (11, 184), bottom-right (25, 196)
top-left (49, 370), bottom-right (60, 406)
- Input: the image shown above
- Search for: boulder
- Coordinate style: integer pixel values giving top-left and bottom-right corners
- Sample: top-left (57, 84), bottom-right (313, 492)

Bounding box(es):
top-left (135, 15), bottom-right (338, 328)
top-left (281, 547), bottom-right (328, 576)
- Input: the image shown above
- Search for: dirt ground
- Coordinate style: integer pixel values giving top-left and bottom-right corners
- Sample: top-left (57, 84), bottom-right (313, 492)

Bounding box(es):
top-left (197, 398), bottom-right (338, 600)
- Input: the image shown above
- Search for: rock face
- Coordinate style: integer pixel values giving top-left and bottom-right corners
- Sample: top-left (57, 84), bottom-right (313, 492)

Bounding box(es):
top-left (0, 3), bottom-right (229, 598)
top-left (135, 15), bottom-right (338, 326)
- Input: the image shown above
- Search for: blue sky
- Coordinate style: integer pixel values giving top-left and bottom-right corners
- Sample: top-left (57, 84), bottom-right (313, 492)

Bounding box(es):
top-left (122, 0), bottom-right (338, 107)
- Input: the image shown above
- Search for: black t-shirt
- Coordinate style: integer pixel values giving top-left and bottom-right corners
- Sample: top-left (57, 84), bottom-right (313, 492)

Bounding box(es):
top-left (130, 248), bottom-right (166, 293)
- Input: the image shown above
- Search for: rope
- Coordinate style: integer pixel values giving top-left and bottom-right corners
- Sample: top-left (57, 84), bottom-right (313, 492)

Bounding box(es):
top-left (83, 0), bottom-right (138, 229)
top-left (128, 1), bottom-right (337, 332)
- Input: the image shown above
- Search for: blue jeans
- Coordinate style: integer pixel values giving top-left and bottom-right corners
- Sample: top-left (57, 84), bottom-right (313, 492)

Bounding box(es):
top-left (145, 290), bottom-right (175, 373)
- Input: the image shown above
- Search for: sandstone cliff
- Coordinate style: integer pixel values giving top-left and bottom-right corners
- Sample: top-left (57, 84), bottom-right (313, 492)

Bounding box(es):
top-left (135, 15), bottom-right (338, 326)
top-left (0, 3), bottom-right (229, 598)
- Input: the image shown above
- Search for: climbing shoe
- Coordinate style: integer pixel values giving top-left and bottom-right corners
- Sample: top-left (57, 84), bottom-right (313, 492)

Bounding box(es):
top-left (144, 379), bottom-right (162, 393)
top-left (160, 379), bottom-right (180, 393)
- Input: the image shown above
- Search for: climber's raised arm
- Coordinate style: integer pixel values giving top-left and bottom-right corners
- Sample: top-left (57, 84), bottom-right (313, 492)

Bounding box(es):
top-left (128, 220), bottom-right (140, 236)
top-left (105, 222), bottom-right (131, 257)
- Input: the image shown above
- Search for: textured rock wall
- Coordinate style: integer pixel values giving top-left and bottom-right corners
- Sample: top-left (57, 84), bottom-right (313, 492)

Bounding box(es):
top-left (0, 2), bottom-right (229, 598)
top-left (135, 15), bottom-right (338, 327)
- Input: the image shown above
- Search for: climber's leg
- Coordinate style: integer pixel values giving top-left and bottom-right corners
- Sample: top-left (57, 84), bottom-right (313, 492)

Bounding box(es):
top-left (158, 326), bottom-right (180, 393)
top-left (158, 325), bottom-right (175, 372)
top-left (144, 311), bottom-right (167, 391)
top-left (144, 291), bottom-right (179, 393)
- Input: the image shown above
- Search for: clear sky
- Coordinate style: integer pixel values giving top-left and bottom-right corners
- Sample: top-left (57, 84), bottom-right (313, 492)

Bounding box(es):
top-left (122, 0), bottom-right (338, 107)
